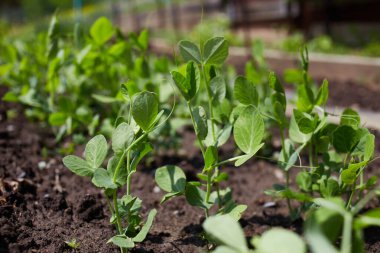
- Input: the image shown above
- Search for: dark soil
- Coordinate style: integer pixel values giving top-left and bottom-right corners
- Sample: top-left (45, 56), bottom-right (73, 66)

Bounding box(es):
top-left (1, 84), bottom-right (380, 253)
top-left (326, 79), bottom-right (380, 112)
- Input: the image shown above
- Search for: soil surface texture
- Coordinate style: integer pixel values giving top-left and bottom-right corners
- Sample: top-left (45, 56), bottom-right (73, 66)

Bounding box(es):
top-left (1, 85), bottom-right (380, 253)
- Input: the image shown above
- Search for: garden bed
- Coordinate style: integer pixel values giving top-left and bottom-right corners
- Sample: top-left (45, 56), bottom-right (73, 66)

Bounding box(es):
top-left (2, 87), bottom-right (380, 253)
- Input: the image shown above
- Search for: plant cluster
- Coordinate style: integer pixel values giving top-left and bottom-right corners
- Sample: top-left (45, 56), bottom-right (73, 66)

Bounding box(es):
top-left (155, 37), bottom-right (265, 219)
top-left (0, 16), bottom-right (172, 145)
top-left (3, 15), bottom-right (380, 253)
top-left (63, 90), bottom-right (168, 252)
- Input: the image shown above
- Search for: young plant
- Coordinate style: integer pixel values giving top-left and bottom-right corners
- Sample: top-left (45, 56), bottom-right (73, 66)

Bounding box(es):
top-left (203, 215), bottom-right (306, 253)
top-left (65, 239), bottom-right (80, 250)
top-left (154, 37), bottom-right (265, 219)
top-left (204, 189), bottom-right (380, 253)
top-left (266, 47), bottom-right (376, 219)
top-left (1, 16), bottom-right (174, 146)
top-left (306, 188), bottom-right (380, 253)
top-left (63, 91), bottom-right (166, 252)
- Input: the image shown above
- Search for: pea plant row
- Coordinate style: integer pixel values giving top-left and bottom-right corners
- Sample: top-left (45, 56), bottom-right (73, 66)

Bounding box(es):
top-left (1, 16), bottom-right (380, 253)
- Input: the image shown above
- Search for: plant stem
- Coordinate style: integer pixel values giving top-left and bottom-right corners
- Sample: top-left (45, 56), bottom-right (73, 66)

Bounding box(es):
top-left (213, 155), bottom-right (247, 167)
top-left (285, 171), bottom-right (293, 214)
top-left (113, 192), bottom-right (123, 234)
top-left (126, 151), bottom-right (131, 195)
top-left (187, 102), bottom-right (206, 155)
top-left (113, 132), bottom-right (148, 183)
top-left (205, 208), bottom-right (209, 218)
top-left (309, 141), bottom-right (314, 169)
top-left (346, 186), bottom-right (355, 210)
top-left (280, 130), bottom-right (293, 214)
top-left (341, 214), bottom-right (352, 253)
top-left (205, 170), bottom-right (212, 203)
top-left (215, 183), bottom-right (222, 209)
top-left (201, 64), bottom-right (216, 142)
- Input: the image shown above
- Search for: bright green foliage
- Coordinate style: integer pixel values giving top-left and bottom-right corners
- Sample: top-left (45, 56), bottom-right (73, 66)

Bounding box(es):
top-left (65, 239), bottom-right (80, 249)
top-left (0, 16), bottom-right (172, 144)
top-left (203, 215), bottom-right (306, 253)
top-left (131, 91), bottom-right (159, 131)
top-left (265, 46), bottom-right (377, 223)
top-left (203, 215), bottom-right (249, 252)
top-left (90, 17), bottom-right (115, 45)
top-left (171, 61), bottom-right (200, 101)
top-left (178, 36), bottom-right (228, 66)
top-left (203, 37), bottom-right (229, 65)
top-left (62, 91), bottom-right (166, 252)
top-left (160, 37), bottom-right (263, 221)
top-left (233, 76), bottom-right (259, 106)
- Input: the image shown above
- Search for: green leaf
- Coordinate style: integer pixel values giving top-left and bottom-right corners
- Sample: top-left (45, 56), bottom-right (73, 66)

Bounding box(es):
top-left (2, 91), bottom-right (18, 102)
top-left (212, 246), bottom-right (237, 253)
top-left (137, 29), bottom-right (149, 51)
top-left (107, 155), bottom-right (127, 185)
top-left (234, 147), bottom-right (263, 167)
top-left (289, 113), bottom-right (312, 144)
top-left (204, 146), bottom-right (218, 171)
top-left (296, 84), bottom-right (314, 112)
top-left (112, 123), bottom-right (135, 154)
top-left (203, 37), bottom-right (229, 65)
top-left (48, 112), bottom-right (66, 126)
top-left (233, 76), bottom-right (259, 106)
top-left (178, 40), bottom-right (201, 64)
top-left (85, 135), bottom-right (108, 169)
top-left (132, 91), bottom-right (159, 131)
top-left (107, 235), bottom-right (134, 248)
top-left (215, 123), bottom-right (232, 147)
top-left (313, 198), bottom-right (347, 216)
top-left (305, 216), bottom-right (339, 253)
top-left (121, 81), bottom-right (140, 100)
top-left (340, 108), bottom-right (360, 128)
top-left (341, 161), bottom-right (367, 185)
top-left (160, 192), bottom-right (183, 204)
top-left (253, 228), bottom-right (306, 253)
top-left (219, 203), bottom-right (247, 221)
top-left (293, 109), bottom-right (317, 134)
top-left (185, 183), bottom-right (212, 209)
top-left (155, 165), bottom-right (187, 193)
top-left (296, 171), bottom-right (312, 191)
top-left (233, 106), bottom-right (264, 155)
top-left (192, 106), bottom-right (208, 140)
top-left (130, 142), bottom-right (153, 172)
top-left (320, 178), bottom-right (339, 198)
top-left (332, 125), bottom-right (361, 153)
top-left (268, 72), bottom-right (284, 93)
top-left (354, 208), bottom-right (380, 229)
top-left (203, 215), bottom-right (248, 252)
top-left (92, 94), bottom-right (120, 104)
top-left (352, 132), bottom-right (374, 161)
top-left (92, 168), bottom-right (117, 189)
top-left (171, 61), bottom-right (200, 101)
top-left (90, 17), bottom-right (114, 45)
top-left (315, 79), bottom-right (329, 106)
top-left (279, 141), bottom-right (305, 171)
top-left (210, 76), bottom-right (226, 103)
top-left (133, 209), bottom-right (157, 242)
top-left (273, 100), bottom-right (287, 128)
top-left (63, 155), bottom-right (93, 177)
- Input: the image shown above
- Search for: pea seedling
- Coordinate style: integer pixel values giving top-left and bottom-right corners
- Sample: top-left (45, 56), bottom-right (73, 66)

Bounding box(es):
top-left (266, 47), bottom-right (376, 219)
top-left (155, 37), bottom-right (265, 219)
top-left (63, 91), bottom-right (167, 253)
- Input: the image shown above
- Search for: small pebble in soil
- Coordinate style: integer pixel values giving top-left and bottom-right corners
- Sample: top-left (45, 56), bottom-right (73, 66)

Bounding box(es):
top-left (274, 169), bottom-right (284, 180)
top-left (6, 124), bottom-right (15, 132)
top-left (263, 201), bottom-right (277, 208)
top-left (38, 161), bottom-right (47, 170)
top-left (153, 186), bottom-right (161, 193)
